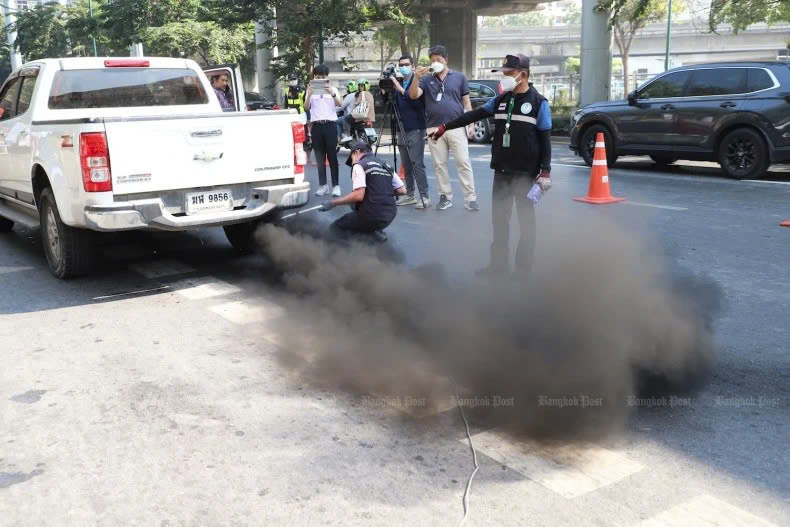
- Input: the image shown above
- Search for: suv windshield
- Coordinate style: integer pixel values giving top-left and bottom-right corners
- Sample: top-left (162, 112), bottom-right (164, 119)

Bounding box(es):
top-left (48, 68), bottom-right (208, 109)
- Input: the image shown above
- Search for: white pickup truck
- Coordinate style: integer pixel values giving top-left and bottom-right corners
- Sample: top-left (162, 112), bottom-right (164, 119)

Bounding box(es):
top-left (0, 57), bottom-right (309, 278)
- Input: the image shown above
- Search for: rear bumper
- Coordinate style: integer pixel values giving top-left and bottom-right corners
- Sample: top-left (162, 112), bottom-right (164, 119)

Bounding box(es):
top-left (83, 182), bottom-right (310, 232)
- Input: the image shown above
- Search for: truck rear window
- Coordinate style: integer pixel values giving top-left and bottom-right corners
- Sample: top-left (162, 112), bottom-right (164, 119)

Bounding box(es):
top-left (48, 68), bottom-right (208, 109)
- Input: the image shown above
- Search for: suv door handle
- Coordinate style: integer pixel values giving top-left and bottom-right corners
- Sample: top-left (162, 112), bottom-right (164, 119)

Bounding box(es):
top-left (660, 104), bottom-right (675, 110)
top-left (720, 102), bottom-right (737, 108)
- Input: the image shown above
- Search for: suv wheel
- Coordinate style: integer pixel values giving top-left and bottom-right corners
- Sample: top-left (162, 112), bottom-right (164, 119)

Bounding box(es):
top-left (471, 120), bottom-right (491, 143)
top-left (580, 125), bottom-right (618, 168)
top-left (39, 187), bottom-right (96, 278)
top-left (650, 155), bottom-right (678, 166)
top-left (0, 216), bottom-right (13, 232)
top-left (718, 128), bottom-right (769, 180)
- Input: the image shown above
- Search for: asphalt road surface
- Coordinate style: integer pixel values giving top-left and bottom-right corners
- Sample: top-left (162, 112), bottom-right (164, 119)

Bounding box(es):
top-left (1, 142), bottom-right (788, 526)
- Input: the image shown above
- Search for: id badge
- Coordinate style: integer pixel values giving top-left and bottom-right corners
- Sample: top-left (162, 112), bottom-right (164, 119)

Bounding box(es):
top-left (436, 92), bottom-right (443, 102)
top-left (502, 132), bottom-right (511, 148)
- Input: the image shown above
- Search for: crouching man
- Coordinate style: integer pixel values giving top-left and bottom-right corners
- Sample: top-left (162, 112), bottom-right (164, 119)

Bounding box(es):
top-left (319, 142), bottom-right (407, 242)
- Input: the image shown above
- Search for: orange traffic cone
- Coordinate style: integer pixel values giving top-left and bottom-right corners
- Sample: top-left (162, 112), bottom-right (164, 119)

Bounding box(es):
top-left (574, 132), bottom-right (625, 205)
top-left (781, 220), bottom-right (790, 227)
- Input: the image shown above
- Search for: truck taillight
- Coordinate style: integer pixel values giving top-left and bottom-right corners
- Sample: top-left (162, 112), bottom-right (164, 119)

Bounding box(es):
top-left (292, 122), bottom-right (307, 174)
top-left (80, 132), bottom-right (112, 192)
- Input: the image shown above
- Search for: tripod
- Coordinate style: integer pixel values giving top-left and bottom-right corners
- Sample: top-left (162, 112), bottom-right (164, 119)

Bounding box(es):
top-left (374, 88), bottom-right (427, 208)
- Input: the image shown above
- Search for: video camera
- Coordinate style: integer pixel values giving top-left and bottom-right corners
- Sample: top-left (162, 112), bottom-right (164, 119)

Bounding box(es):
top-left (378, 64), bottom-right (402, 92)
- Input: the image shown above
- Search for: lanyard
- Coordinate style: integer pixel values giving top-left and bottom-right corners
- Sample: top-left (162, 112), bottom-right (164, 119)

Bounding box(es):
top-left (403, 74), bottom-right (413, 91)
top-left (505, 94), bottom-right (516, 132)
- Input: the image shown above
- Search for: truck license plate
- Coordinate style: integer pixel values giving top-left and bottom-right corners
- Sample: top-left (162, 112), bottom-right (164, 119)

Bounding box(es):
top-left (186, 189), bottom-right (232, 215)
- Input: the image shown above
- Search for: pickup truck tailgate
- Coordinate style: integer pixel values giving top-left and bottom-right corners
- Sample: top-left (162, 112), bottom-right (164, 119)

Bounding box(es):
top-left (104, 113), bottom-right (296, 195)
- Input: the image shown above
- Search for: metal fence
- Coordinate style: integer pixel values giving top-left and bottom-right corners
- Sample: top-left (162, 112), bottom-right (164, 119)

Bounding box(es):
top-left (529, 72), bottom-right (657, 105)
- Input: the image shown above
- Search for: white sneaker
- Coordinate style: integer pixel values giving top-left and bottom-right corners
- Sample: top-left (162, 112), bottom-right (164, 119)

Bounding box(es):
top-left (315, 184), bottom-right (329, 196)
top-left (332, 185), bottom-right (341, 197)
top-left (340, 135), bottom-right (352, 143)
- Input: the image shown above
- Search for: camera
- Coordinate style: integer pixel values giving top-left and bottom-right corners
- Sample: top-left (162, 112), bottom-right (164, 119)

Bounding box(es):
top-left (378, 65), bottom-right (400, 92)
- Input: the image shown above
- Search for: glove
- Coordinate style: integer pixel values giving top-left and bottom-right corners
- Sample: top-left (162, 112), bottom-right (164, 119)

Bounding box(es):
top-left (537, 170), bottom-right (552, 192)
top-left (319, 200), bottom-right (336, 212)
top-left (428, 124), bottom-right (447, 141)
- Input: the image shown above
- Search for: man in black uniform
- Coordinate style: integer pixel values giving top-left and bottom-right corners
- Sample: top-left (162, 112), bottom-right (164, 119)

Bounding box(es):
top-left (284, 72), bottom-right (309, 149)
top-left (428, 54), bottom-right (552, 275)
top-left (319, 142), bottom-right (407, 242)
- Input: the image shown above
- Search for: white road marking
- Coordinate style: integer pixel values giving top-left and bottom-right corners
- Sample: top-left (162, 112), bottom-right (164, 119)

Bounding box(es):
top-left (209, 299), bottom-right (285, 325)
top-left (173, 277), bottom-right (242, 300)
top-left (743, 179), bottom-right (790, 185)
top-left (129, 259), bottom-right (196, 279)
top-left (465, 429), bottom-right (644, 498)
top-left (625, 201), bottom-right (688, 211)
top-left (554, 162), bottom-right (590, 169)
top-left (634, 494), bottom-right (777, 527)
top-left (93, 286), bottom-right (170, 301)
top-left (0, 266), bottom-right (35, 275)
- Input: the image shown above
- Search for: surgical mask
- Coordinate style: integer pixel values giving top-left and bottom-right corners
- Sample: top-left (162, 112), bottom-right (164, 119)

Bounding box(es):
top-left (399, 66), bottom-right (412, 76)
top-left (289, 80), bottom-right (298, 87)
top-left (429, 62), bottom-right (445, 74)
top-left (499, 73), bottom-right (522, 92)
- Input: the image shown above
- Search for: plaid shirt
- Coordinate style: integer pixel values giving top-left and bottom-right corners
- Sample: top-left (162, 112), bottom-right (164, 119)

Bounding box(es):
top-left (214, 87), bottom-right (234, 111)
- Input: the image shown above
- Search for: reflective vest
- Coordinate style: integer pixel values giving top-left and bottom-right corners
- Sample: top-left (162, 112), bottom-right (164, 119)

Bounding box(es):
top-left (490, 86), bottom-right (547, 175)
top-left (355, 154), bottom-right (397, 223)
top-left (285, 87), bottom-right (305, 114)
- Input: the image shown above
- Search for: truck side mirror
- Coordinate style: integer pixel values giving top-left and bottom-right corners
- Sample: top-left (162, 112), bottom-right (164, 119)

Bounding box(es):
top-left (627, 91), bottom-right (637, 106)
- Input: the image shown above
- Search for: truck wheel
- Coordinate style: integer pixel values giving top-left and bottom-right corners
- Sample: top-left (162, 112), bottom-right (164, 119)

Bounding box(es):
top-left (580, 124), bottom-right (618, 168)
top-left (718, 128), bottom-right (769, 180)
top-left (39, 187), bottom-right (96, 279)
top-left (0, 216), bottom-right (13, 232)
top-left (224, 220), bottom-right (259, 254)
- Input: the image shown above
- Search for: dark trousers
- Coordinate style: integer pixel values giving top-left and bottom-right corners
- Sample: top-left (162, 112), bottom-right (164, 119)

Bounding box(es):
top-left (311, 121), bottom-right (339, 186)
top-left (490, 171), bottom-right (536, 272)
top-left (332, 211), bottom-right (392, 234)
top-left (397, 128), bottom-right (429, 198)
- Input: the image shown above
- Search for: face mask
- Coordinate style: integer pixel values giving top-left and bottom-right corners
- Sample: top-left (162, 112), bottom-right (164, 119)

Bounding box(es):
top-left (499, 73), bottom-right (522, 92)
top-left (430, 62), bottom-right (444, 74)
top-left (289, 80), bottom-right (298, 87)
top-left (399, 66), bottom-right (412, 76)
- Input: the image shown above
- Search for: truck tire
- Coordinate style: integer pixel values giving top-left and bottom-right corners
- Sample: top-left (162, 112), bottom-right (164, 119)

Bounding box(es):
top-left (718, 128), bottom-right (769, 180)
top-left (580, 124), bottom-right (618, 168)
top-left (224, 220), bottom-right (259, 254)
top-left (39, 187), bottom-right (96, 279)
top-left (0, 216), bottom-right (13, 232)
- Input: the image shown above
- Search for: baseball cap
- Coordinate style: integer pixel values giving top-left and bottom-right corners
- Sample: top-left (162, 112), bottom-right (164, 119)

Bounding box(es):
top-left (491, 54), bottom-right (530, 72)
top-left (345, 142), bottom-right (371, 166)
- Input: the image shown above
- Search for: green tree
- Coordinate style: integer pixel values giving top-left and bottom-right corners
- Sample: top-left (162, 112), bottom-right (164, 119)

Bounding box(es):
top-left (708, 0), bottom-right (790, 32)
top-left (560, 4), bottom-right (583, 25)
top-left (1, 10), bottom-right (9, 66)
top-left (596, 0), bottom-right (686, 94)
top-left (211, 0), bottom-right (369, 81)
top-left (373, 18), bottom-right (428, 67)
top-left (13, 3), bottom-right (71, 60)
top-left (565, 56), bottom-right (580, 74)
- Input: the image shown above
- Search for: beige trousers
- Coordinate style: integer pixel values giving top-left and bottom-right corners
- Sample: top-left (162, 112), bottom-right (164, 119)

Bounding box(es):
top-left (426, 126), bottom-right (477, 202)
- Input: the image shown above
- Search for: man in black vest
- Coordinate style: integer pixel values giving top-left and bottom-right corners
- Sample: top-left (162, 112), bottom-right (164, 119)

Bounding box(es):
top-left (428, 54), bottom-right (552, 275)
top-left (319, 142), bottom-right (407, 242)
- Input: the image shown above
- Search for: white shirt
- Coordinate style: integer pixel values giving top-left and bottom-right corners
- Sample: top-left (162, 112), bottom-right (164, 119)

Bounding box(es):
top-left (352, 163), bottom-right (405, 191)
top-left (309, 86), bottom-right (340, 122)
top-left (338, 93), bottom-right (356, 115)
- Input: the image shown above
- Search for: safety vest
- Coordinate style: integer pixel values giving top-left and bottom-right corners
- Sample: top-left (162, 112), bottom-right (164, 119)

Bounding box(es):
top-left (285, 87), bottom-right (305, 114)
top-left (490, 86), bottom-right (547, 175)
top-left (355, 154), bottom-right (397, 223)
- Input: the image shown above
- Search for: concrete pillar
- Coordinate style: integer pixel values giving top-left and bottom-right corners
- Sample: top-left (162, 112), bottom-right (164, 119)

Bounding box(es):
top-left (579, 0), bottom-right (612, 105)
top-left (429, 8), bottom-right (477, 78)
top-left (2, 0), bottom-right (23, 72)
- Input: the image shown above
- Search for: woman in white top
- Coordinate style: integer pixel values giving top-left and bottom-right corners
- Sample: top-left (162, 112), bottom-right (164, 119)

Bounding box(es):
top-left (305, 64), bottom-right (343, 197)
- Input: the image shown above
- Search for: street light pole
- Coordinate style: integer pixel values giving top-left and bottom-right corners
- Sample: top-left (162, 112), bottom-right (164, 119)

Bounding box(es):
top-left (89, 0), bottom-right (97, 57)
top-left (664, 0), bottom-right (673, 71)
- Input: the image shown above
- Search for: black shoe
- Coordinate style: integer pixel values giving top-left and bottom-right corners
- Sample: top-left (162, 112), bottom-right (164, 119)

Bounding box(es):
top-left (372, 230), bottom-right (388, 242)
top-left (437, 195), bottom-right (453, 211)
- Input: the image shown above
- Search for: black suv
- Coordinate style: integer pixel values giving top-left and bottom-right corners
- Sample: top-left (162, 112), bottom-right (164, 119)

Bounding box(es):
top-left (570, 62), bottom-right (790, 179)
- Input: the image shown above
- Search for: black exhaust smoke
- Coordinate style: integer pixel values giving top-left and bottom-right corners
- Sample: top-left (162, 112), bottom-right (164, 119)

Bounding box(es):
top-left (254, 214), bottom-right (721, 441)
